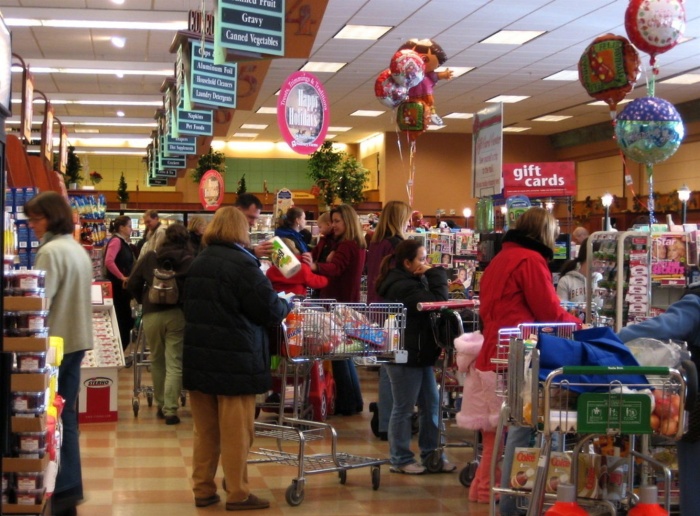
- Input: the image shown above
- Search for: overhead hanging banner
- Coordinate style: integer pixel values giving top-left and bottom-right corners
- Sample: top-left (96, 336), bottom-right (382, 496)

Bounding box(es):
top-left (277, 71), bottom-right (330, 155)
top-left (502, 162), bottom-right (577, 198)
top-left (188, 41), bottom-right (237, 109)
top-left (214, 0), bottom-right (285, 63)
top-left (472, 103), bottom-right (503, 198)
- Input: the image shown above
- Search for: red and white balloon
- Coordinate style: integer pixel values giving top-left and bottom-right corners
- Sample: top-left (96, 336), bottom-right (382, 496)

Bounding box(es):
top-left (389, 49), bottom-right (425, 89)
top-left (625, 0), bottom-right (686, 60)
top-left (374, 68), bottom-right (409, 108)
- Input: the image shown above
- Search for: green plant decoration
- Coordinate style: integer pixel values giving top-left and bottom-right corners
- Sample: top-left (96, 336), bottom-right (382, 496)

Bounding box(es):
top-left (64, 145), bottom-right (84, 189)
top-left (117, 172), bottom-right (129, 203)
top-left (237, 173), bottom-right (247, 195)
top-left (191, 146), bottom-right (226, 183)
top-left (307, 141), bottom-right (369, 206)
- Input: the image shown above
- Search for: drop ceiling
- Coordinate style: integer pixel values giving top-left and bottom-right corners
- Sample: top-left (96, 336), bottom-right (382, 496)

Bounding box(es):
top-left (1, 0), bottom-right (699, 155)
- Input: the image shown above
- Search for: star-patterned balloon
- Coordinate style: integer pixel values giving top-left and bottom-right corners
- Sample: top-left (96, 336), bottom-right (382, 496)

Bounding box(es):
top-left (614, 97), bottom-right (684, 165)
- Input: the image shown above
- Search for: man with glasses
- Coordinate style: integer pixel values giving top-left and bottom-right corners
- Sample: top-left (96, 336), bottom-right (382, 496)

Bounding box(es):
top-left (234, 194), bottom-right (273, 259)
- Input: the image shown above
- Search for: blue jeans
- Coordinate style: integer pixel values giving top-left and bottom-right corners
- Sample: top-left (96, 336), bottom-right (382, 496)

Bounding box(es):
top-left (386, 364), bottom-right (440, 466)
top-left (55, 350), bottom-right (87, 500)
top-left (377, 365), bottom-right (393, 433)
top-left (678, 439), bottom-right (700, 514)
top-left (500, 426), bottom-right (534, 516)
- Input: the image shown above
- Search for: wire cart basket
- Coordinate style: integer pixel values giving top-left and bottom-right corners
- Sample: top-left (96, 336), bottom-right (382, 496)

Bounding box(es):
top-left (250, 301), bottom-right (407, 506)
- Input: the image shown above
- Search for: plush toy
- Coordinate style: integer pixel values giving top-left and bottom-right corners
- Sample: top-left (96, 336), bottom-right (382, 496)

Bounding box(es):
top-left (397, 39), bottom-right (453, 126)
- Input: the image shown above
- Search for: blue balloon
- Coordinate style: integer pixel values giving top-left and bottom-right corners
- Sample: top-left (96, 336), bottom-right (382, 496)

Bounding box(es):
top-left (614, 97), bottom-right (684, 165)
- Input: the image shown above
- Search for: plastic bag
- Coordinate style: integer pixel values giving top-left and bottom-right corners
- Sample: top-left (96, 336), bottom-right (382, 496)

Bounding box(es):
top-left (624, 338), bottom-right (690, 369)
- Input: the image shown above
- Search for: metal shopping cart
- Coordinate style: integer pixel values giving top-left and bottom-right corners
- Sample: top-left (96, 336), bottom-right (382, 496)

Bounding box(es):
top-left (249, 301), bottom-right (407, 506)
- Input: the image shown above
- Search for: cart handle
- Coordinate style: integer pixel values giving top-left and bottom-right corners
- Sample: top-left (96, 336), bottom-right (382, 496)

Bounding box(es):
top-left (417, 300), bottom-right (478, 311)
top-left (561, 365), bottom-right (671, 375)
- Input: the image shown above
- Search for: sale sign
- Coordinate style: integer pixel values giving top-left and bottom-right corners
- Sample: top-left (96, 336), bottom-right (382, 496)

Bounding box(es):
top-left (502, 162), bottom-right (576, 197)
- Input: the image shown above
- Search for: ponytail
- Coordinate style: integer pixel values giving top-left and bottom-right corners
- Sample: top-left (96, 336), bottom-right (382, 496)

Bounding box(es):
top-left (374, 239), bottom-right (424, 293)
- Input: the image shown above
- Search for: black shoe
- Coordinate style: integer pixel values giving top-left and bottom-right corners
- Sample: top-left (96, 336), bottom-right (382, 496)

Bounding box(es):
top-left (157, 408), bottom-right (165, 419)
top-left (165, 415), bottom-right (180, 425)
top-left (378, 431), bottom-right (388, 441)
top-left (195, 494), bottom-right (221, 508)
top-left (369, 402), bottom-right (380, 437)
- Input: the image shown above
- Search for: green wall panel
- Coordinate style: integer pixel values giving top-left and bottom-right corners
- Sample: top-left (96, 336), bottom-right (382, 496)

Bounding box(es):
top-left (223, 158), bottom-right (311, 192)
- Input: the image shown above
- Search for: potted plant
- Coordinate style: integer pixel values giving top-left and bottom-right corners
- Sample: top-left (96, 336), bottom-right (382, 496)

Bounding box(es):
top-left (191, 146), bottom-right (226, 183)
top-left (237, 173), bottom-right (247, 195)
top-left (117, 172), bottom-right (129, 208)
top-left (64, 145), bottom-right (84, 190)
top-left (307, 141), bottom-right (369, 207)
top-left (89, 171), bottom-right (103, 186)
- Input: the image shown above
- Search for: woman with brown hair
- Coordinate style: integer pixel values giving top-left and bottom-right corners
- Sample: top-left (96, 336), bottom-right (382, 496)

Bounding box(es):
top-left (103, 215), bottom-right (135, 351)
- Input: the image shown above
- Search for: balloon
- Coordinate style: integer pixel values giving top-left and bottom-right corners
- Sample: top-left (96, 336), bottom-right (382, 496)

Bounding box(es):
top-left (625, 0), bottom-right (686, 59)
top-left (396, 99), bottom-right (430, 141)
top-left (374, 68), bottom-right (408, 108)
top-left (578, 34), bottom-right (641, 110)
top-left (390, 49), bottom-right (425, 89)
top-left (614, 97), bottom-right (685, 165)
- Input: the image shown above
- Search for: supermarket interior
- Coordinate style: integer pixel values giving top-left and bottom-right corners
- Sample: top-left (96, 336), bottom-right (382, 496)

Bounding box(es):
top-left (2, 0), bottom-right (700, 515)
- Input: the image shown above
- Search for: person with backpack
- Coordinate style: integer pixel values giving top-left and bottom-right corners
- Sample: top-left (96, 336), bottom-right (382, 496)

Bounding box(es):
top-left (127, 223), bottom-right (194, 425)
top-left (103, 215), bottom-right (135, 352)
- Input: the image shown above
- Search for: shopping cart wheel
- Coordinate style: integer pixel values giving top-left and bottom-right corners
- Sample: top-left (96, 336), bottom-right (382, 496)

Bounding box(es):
top-left (132, 398), bottom-right (139, 417)
top-left (146, 392), bottom-right (154, 407)
top-left (285, 482), bottom-right (304, 506)
top-left (459, 461), bottom-right (478, 487)
top-left (424, 450), bottom-right (444, 473)
top-left (338, 469), bottom-right (347, 485)
top-left (371, 466), bottom-right (380, 490)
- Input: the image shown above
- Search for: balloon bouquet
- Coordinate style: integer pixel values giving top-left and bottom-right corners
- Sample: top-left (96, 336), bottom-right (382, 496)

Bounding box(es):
top-left (578, 0), bottom-right (686, 224)
top-left (374, 39), bottom-right (452, 206)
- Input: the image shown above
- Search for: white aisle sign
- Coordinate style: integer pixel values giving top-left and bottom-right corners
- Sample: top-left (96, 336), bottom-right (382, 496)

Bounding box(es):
top-left (472, 103), bottom-right (504, 198)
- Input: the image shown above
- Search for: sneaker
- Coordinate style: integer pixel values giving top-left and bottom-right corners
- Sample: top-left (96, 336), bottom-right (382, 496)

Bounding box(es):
top-left (226, 493), bottom-right (270, 511)
top-left (390, 462), bottom-right (426, 475)
top-left (439, 460), bottom-right (457, 473)
top-left (195, 494), bottom-right (221, 508)
top-left (165, 415), bottom-right (180, 425)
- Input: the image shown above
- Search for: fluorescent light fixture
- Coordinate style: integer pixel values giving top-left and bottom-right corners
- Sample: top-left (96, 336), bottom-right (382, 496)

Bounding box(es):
top-left (232, 133), bottom-right (259, 138)
top-left (4, 18), bottom-right (187, 31)
top-left (300, 61), bottom-right (346, 73)
top-left (70, 137), bottom-right (152, 147)
top-left (351, 110), bottom-right (384, 117)
top-left (81, 150), bottom-right (146, 156)
top-left (116, 72), bottom-right (124, 78)
top-left (325, 134), bottom-right (337, 139)
top-left (240, 124), bottom-right (268, 130)
top-left (427, 124), bottom-right (446, 130)
top-left (116, 111), bottom-right (125, 117)
top-left (436, 66), bottom-right (474, 78)
top-left (543, 70), bottom-right (579, 81)
top-left (11, 65), bottom-right (171, 76)
top-left (328, 126), bottom-right (352, 132)
top-left (487, 95), bottom-right (529, 103)
top-left (111, 36), bottom-right (126, 48)
top-left (503, 127), bottom-right (530, 133)
top-left (256, 107), bottom-right (277, 114)
top-left (74, 129), bottom-right (100, 134)
top-left (111, 0), bottom-right (126, 4)
top-left (661, 74), bottom-right (700, 85)
top-left (481, 30), bottom-right (544, 45)
top-left (334, 25), bottom-right (392, 40)
top-left (531, 115), bottom-right (572, 122)
top-left (443, 112), bottom-right (473, 120)
top-left (588, 99), bottom-right (632, 107)
top-left (210, 140), bottom-right (226, 150)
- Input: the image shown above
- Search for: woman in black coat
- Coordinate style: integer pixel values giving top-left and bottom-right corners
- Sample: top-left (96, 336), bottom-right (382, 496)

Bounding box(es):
top-left (183, 207), bottom-right (291, 511)
top-left (376, 239), bottom-right (456, 475)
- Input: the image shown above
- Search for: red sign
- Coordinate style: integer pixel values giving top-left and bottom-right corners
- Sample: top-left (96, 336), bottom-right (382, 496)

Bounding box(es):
top-left (502, 162), bottom-right (576, 197)
top-left (198, 169), bottom-right (224, 211)
top-left (277, 72), bottom-right (330, 155)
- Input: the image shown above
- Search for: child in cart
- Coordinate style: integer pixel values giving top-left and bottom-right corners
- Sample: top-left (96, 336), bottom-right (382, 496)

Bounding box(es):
top-left (376, 239), bottom-right (457, 474)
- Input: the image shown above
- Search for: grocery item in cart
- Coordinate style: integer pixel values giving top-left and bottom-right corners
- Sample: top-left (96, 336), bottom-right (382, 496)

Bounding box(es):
top-left (270, 236), bottom-right (302, 278)
top-left (509, 447), bottom-right (539, 490)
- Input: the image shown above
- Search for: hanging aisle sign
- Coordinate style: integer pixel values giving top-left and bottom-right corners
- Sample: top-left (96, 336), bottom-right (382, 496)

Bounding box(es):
top-left (277, 72), bottom-right (330, 155)
top-left (159, 155), bottom-right (187, 169)
top-left (188, 41), bottom-right (237, 109)
top-left (176, 107), bottom-right (214, 137)
top-left (472, 103), bottom-right (504, 198)
top-left (214, 0), bottom-right (285, 64)
top-left (502, 162), bottom-right (576, 198)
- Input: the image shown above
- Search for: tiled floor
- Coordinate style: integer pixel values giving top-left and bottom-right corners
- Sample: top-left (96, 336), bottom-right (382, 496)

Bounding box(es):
top-left (76, 365), bottom-right (491, 515)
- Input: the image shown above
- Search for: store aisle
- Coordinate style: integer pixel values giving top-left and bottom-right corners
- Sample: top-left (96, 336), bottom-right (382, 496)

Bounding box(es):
top-left (76, 366), bottom-right (489, 515)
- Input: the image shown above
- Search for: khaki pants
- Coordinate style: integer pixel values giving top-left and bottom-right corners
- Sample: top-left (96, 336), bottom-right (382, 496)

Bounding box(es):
top-left (190, 391), bottom-right (256, 503)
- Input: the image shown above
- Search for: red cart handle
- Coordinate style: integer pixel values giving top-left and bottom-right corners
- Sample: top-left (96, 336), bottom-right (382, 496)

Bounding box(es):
top-left (417, 300), bottom-right (478, 311)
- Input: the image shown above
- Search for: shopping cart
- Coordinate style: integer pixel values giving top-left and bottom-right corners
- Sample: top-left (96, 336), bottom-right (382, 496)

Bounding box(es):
top-left (249, 301), bottom-right (407, 506)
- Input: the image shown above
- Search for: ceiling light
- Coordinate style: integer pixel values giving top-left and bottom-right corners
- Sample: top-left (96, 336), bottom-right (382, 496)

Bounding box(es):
top-left (300, 62), bottom-right (346, 73)
top-left (116, 72), bottom-right (124, 78)
top-left (82, 150), bottom-right (147, 156)
top-left (328, 126), bottom-right (352, 132)
top-left (256, 107), bottom-right (277, 114)
top-left (111, 36), bottom-right (126, 48)
top-left (443, 112), bottom-right (473, 120)
top-left (351, 110), bottom-right (384, 117)
top-left (232, 133), bottom-right (259, 138)
top-left (503, 127), bottom-right (530, 133)
top-left (588, 99), bottom-right (632, 107)
top-left (241, 124), bottom-right (268, 130)
top-left (436, 66), bottom-right (474, 78)
top-left (116, 111), bottom-right (125, 117)
top-left (74, 129), bottom-right (100, 134)
top-left (11, 65), bottom-right (171, 76)
top-left (325, 134), bottom-right (337, 139)
top-left (111, 0), bottom-right (125, 4)
top-left (531, 115), bottom-right (572, 122)
top-left (661, 74), bottom-right (700, 85)
top-left (487, 95), bottom-right (529, 103)
top-left (334, 25), bottom-right (393, 40)
top-left (481, 30), bottom-right (544, 45)
top-left (3, 18), bottom-right (187, 31)
top-left (543, 70), bottom-right (579, 81)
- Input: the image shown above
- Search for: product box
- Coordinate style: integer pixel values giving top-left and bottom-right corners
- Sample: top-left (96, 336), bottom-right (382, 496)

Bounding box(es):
top-left (78, 366), bottom-right (119, 423)
top-left (577, 453), bottom-right (602, 499)
top-left (3, 337), bottom-right (50, 353)
top-left (509, 447), bottom-right (539, 490)
top-left (4, 297), bottom-right (50, 312)
top-left (11, 373), bottom-right (49, 392)
top-left (11, 414), bottom-right (47, 433)
top-left (545, 452), bottom-right (573, 494)
top-left (2, 454), bottom-right (49, 473)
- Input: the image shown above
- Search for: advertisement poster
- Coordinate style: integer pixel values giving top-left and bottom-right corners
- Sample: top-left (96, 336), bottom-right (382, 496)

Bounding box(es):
top-left (472, 103), bottom-right (503, 198)
top-left (199, 170), bottom-right (225, 211)
top-left (502, 162), bottom-right (576, 197)
top-left (277, 72), bottom-right (329, 155)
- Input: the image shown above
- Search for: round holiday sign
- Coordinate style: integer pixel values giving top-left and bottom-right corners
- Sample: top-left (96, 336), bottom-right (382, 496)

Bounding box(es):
top-left (277, 72), bottom-right (330, 155)
top-left (198, 169), bottom-right (224, 211)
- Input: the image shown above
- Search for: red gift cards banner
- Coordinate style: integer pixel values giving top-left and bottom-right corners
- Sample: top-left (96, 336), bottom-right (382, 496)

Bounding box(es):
top-left (503, 162), bottom-right (576, 198)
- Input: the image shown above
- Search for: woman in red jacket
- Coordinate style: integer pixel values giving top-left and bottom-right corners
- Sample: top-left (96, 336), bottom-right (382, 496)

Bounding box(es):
top-left (467, 207), bottom-right (581, 511)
